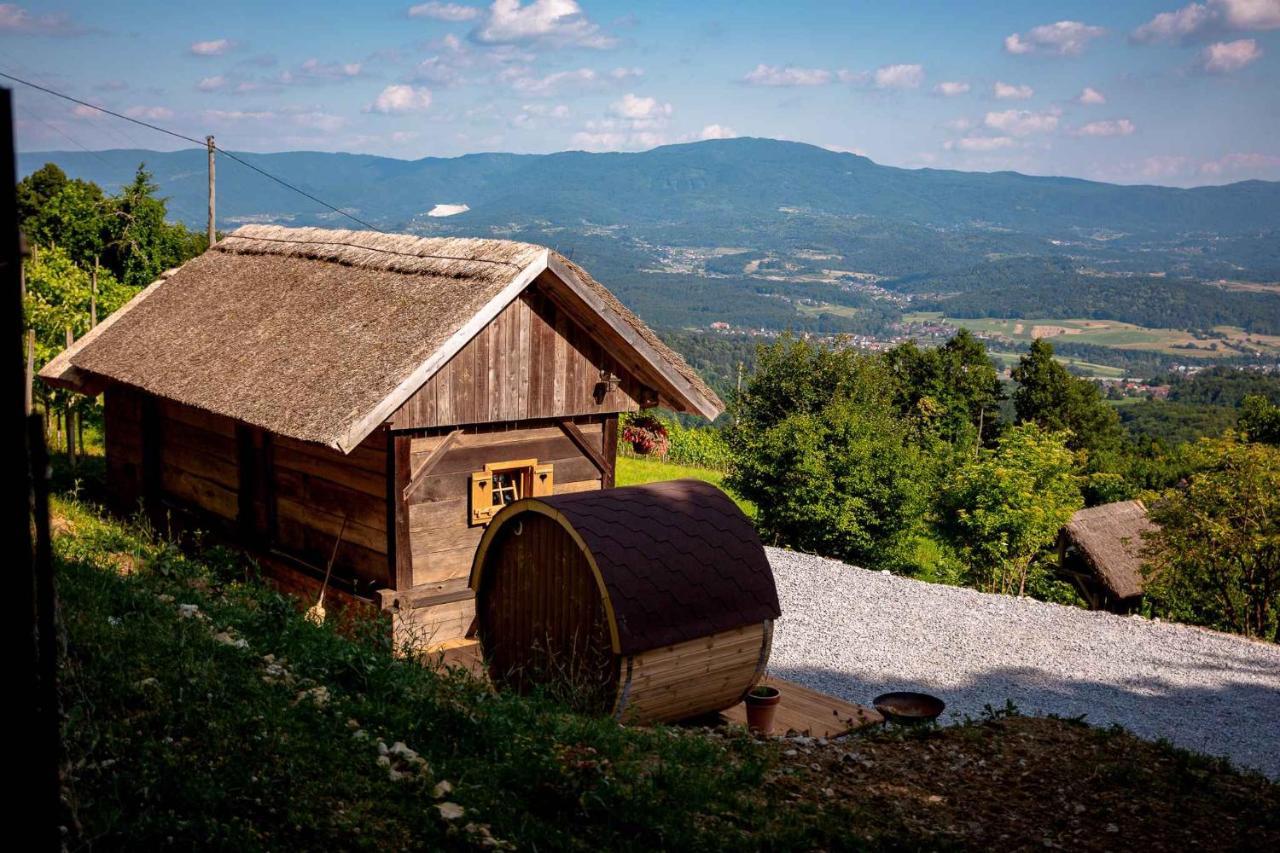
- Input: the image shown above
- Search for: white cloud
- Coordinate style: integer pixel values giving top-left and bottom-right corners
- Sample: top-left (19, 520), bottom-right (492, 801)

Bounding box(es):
top-left (1132, 0), bottom-right (1280, 43)
top-left (410, 56), bottom-right (464, 86)
top-left (190, 38), bottom-right (233, 56)
top-left (202, 108), bottom-right (346, 133)
top-left (511, 102), bottom-right (570, 127)
top-left (473, 0), bottom-right (616, 49)
top-left (1141, 155), bottom-right (1193, 177)
top-left (984, 108), bottom-right (1060, 136)
top-left (610, 66), bottom-right (643, 81)
top-left (945, 136), bottom-right (1016, 151)
top-left (1073, 119), bottom-right (1136, 137)
top-left (408, 2), bottom-right (480, 21)
top-left (124, 105), bottom-right (174, 120)
top-left (1218, 0), bottom-right (1280, 28)
top-left (934, 81), bottom-right (970, 96)
top-left (742, 64), bottom-right (833, 86)
top-left (873, 63), bottom-right (924, 89)
top-left (1004, 20), bottom-right (1107, 55)
top-left (695, 123), bottom-right (737, 140)
top-left (0, 3), bottom-right (83, 35)
top-left (367, 84), bottom-right (433, 114)
top-left (1077, 87), bottom-right (1106, 104)
top-left (282, 58), bottom-right (364, 83)
top-left (993, 81), bottom-right (1034, 99)
top-left (1199, 38), bottom-right (1263, 71)
top-left (197, 75), bottom-right (228, 92)
top-left (1200, 151), bottom-right (1280, 174)
top-left (503, 66), bottom-right (598, 94)
top-left (609, 93), bottom-right (672, 122)
top-left (943, 117), bottom-right (974, 131)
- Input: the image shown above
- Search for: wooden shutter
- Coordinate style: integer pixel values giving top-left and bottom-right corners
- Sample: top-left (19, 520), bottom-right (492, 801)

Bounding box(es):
top-left (531, 463), bottom-right (554, 497)
top-left (470, 470), bottom-right (494, 525)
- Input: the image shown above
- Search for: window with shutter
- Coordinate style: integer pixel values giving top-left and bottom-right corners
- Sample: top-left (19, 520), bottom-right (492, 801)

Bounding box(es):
top-left (470, 459), bottom-right (555, 525)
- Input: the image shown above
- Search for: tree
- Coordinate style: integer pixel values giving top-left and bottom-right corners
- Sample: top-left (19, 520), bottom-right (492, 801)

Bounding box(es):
top-left (1239, 395), bottom-right (1280, 445)
top-left (104, 165), bottom-right (207, 286)
top-left (16, 162), bottom-right (69, 228)
top-left (1143, 437), bottom-right (1280, 641)
top-left (884, 329), bottom-right (1002, 450)
top-left (1012, 338), bottom-right (1123, 457)
top-left (936, 423), bottom-right (1083, 595)
top-left (728, 336), bottom-right (928, 568)
top-left (28, 179), bottom-right (110, 268)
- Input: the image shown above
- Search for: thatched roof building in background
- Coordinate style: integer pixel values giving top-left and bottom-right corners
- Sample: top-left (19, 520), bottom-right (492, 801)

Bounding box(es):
top-left (41, 225), bottom-right (721, 451)
top-left (1058, 500), bottom-right (1158, 611)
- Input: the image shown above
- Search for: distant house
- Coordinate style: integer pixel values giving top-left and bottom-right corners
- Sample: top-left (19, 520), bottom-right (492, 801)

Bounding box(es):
top-left (1057, 501), bottom-right (1158, 613)
top-left (41, 225), bottom-right (722, 651)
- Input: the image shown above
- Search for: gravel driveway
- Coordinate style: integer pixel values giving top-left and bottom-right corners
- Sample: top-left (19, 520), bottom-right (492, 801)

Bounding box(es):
top-left (766, 548), bottom-right (1280, 779)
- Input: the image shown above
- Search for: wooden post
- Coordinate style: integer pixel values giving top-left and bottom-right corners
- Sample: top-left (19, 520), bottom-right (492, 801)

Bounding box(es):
top-left (64, 327), bottom-right (76, 468)
top-left (24, 328), bottom-right (33, 416)
top-left (206, 135), bottom-right (216, 248)
top-left (90, 257), bottom-right (98, 328)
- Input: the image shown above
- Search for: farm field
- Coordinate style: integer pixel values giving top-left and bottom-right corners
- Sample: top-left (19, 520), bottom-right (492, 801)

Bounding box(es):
top-left (904, 312), bottom-right (1280, 359)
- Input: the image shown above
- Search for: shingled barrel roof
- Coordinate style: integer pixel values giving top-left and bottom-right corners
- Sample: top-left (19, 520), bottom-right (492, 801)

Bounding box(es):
top-left (1061, 500), bottom-right (1157, 600)
top-left (40, 225), bottom-right (722, 451)
top-left (476, 479), bottom-right (780, 655)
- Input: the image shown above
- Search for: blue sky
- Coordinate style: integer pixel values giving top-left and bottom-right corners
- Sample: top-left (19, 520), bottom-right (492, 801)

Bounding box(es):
top-left (3, 0), bottom-right (1278, 185)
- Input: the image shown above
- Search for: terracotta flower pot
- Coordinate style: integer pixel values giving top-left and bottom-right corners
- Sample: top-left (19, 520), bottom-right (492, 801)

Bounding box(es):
top-left (744, 685), bottom-right (781, 735)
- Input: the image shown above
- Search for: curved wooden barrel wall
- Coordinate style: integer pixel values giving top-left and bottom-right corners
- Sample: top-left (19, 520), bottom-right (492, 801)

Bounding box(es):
top-left (473, 504), bottom-right (773, 724)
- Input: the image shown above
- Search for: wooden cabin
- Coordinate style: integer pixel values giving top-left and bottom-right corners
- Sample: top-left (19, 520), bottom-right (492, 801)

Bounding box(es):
top-left (41, 225), bottom-right (723, 650)
top-left (470, 479), bottom-right (780, 723)
top-left (1057, 500), bottom-right (1157, 613)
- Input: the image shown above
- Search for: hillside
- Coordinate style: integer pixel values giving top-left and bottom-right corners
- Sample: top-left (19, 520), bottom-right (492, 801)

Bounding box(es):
top-left (52, 497), bottom-right (1280, 850)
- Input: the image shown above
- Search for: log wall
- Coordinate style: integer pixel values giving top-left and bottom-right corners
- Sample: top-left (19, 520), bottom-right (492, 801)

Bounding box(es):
top-left (403, 417), bottom-right (610, 588)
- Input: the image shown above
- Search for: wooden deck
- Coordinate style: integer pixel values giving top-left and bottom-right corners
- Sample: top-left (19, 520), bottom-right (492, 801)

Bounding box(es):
top-left (720, 678), bottom-right (882, 738)
top-left (426, 641), bottom-right (882, 736)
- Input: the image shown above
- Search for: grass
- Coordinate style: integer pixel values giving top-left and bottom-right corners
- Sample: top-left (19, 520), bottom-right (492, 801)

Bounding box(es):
top-left (616, 454), bottom-right (756, 518)
top-left (52, 496), bottom-right (1280, 850)
top-left (42, 464), bottom-right (1280, 851)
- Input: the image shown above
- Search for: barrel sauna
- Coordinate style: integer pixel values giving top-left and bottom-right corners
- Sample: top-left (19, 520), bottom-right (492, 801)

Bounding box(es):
top-left (469, 479), bottom-right (781, 723)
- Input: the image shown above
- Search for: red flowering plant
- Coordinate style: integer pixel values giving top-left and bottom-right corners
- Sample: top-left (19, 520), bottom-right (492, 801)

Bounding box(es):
top-left (622, 414), bottom-right (669, 457)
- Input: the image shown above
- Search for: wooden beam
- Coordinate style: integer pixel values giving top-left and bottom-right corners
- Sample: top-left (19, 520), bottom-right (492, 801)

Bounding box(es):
top-left (601, 415), bottom-right (618, 489)
top-left (391, 433), bottom-right (414, 591)
top-left (403, 428), bottom-right (461, 501)
top-left (558, 419), bottom-right (609, 477)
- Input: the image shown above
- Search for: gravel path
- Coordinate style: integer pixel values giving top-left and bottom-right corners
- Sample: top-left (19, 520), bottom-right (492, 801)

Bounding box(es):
top-left (766, 547), bottom-right (1280, 779)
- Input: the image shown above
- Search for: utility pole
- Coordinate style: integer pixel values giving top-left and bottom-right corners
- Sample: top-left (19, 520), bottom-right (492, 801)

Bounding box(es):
top-left (206, 135), bottom-right (216, 248)
top-left (90, 256), bottom-right (98, 327)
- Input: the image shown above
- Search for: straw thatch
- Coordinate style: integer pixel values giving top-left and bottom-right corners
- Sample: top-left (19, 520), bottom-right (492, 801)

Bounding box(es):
top-left (1061, 500), bottom-right (1157, 600)
top-left (41, 225), bottom-right (721, 450)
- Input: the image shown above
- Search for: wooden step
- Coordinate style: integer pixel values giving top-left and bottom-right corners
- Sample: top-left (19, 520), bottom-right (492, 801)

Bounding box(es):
top-left (379, 576), bottom-right (474, 611)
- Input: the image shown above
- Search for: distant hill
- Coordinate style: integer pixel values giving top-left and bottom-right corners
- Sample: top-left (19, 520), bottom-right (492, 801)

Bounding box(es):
top-left (20, 137), bottom-right (1280, 236)
top-left (19, 138), bottom-right (1280, 344)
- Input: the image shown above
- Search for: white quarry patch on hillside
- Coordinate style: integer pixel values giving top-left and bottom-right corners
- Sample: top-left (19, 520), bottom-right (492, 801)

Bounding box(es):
top-left (427, 203), bottom-right (470, 217)
top-left (766, 547), bottom-right (1280, 779)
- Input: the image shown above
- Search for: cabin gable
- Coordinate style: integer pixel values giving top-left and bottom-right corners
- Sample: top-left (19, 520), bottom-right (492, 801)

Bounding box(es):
top-left (388, 282), bottom-right (650, 431)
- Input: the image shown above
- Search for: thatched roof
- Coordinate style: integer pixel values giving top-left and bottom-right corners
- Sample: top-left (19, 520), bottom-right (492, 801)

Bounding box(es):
top-left (41, 225), bottom-right (722, 451)
top-left (1061, 500), bottom-right (1157, 600)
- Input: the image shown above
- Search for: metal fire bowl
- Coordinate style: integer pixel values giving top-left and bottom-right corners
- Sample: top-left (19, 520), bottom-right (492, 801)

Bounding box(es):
top-left (872, 691), bottom-right (946, 725)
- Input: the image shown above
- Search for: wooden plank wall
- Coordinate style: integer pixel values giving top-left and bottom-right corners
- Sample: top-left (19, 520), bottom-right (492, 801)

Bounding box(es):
top-left (271, 430), bottom-right (390, 592)
top-left (388, 286), bottom-right (644, 430)
top-left (103, 386), bottom-right (145, 512)
top-left (154, 398), bottom-right (240, 524)
top-left (402, 416), bottom-right (610, 589)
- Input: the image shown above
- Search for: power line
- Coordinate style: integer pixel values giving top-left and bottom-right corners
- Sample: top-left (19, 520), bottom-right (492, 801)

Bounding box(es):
top-left (1, 70), bottom-right (382, 232)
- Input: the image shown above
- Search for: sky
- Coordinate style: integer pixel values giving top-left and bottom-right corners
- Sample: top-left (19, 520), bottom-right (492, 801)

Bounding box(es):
top-left (2, 0), bottom-right (1279, 186)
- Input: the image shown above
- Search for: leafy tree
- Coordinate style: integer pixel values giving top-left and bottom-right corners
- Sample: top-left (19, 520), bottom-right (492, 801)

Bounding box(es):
top-left (24, 244), bottom-right (133, 366)
top-left (884, 329), bottom-right (1002, 450)
top-left (1239, 395), bottom-right (1280, 445)
top-left (103, 165), bottom-right (207, 286)
top-left (936, 423), bottom-right (1083, 595)
top-left (728, 336), bottom-right (927, 567)
top-left (29, 179), bottom-right (110, 268)
top-left (16, 162), bottom-right (69, 228)
top-left (1012, 339), bottom-right (1123, 456)
top-left (1143, 436), bottom-right (1280, 641)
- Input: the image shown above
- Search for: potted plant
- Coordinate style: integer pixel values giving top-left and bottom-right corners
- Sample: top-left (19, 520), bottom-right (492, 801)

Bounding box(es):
top-left (621, 414), bottom-right (669, 457)
top-left (744, 683), bottom-right (781, 735)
